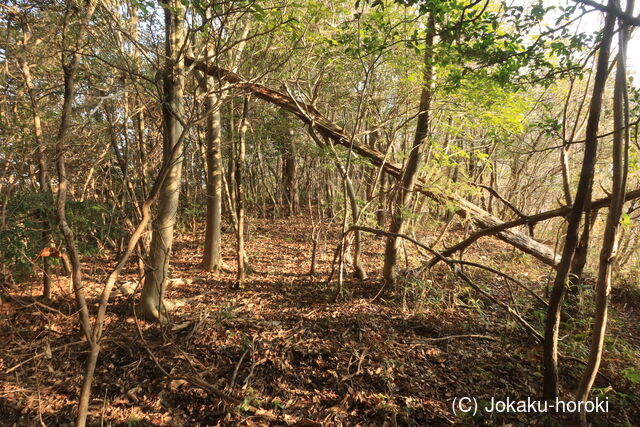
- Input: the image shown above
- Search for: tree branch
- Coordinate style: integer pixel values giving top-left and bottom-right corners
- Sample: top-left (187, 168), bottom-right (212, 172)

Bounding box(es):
top-left (574, 0), bottom-right (640, 26)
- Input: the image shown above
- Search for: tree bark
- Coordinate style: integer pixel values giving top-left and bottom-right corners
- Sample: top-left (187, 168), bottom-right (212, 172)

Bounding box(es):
top-left (18, 47), bottom-right (52, 300)
top-left (377, 172), bottom-right (387, 228)
top-left (569, 209), bottom-right (597, 288)
top-left (383, 12), bottom-right (436, 285)
top-left (542, 3), bottom-right (616, 400)
top-left (575, 4), bottom-right (631, 422)
top-left (140, 0), bottom-right (186, 322)
top-left (129, 3), bottom-right (149, 199)
top-left (283, 128), bottom-right (299, 216)
top-left (201, 83), bottom-right (223, 271)
top-left (234, 97), bottom-right (249, 288)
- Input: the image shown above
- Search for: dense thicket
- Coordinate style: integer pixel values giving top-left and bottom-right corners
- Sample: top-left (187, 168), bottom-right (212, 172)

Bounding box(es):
top-left (1, 0), bottom-right (640, 425)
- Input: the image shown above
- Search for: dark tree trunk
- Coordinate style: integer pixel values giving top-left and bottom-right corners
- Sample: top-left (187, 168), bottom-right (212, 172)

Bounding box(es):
top-left (383, 12), bottom-right (436, 285)
top-left (542, 5), bottom-right (615, 400)
top-left (283, 128), bottom-right (299, 216)
top-left (575, 6), bottom-right (632, 422)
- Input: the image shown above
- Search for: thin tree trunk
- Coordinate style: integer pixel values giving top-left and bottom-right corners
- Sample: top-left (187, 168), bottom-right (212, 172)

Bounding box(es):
top-left (329, 143), bottom-right (365, 279)
top-left (383, 12), bottom-right (435, 285)
top-left (560, 79), bottom-right (574, 206)
top-left (283, 127), bottom-right (299, 216)
top-left (575, 5), bottom-right (631, 423)
top-left (52, 2), bottom-right (99, 426)
top-left (227, 100), bottom-right (237, 216)
top-left (234, 97), bottom-right (249, 288)
top-left (377, 172), bottom-right (386, 228)
top-left (310, 129), bottom-right (367, 279)
top-left (129, 3), bottom-right (149, 199)
top-left (18, 49), bottom-right (52, 300)
top-left (569, 209), bottom-right (597, 288)
top-left (542, 4), bottom-right (615, 400)
top-left (140, 0), bottom-right (185, 322)
top-left (560, 146), bottom-right (572, 205)
top-left (342, 171), bottom-right (366, 280)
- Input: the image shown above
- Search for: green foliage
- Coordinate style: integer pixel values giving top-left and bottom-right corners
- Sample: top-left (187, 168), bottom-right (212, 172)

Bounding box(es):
top-left (0, 191), bottom-right (122, 280)
top-left (620, 212), bottom-right (631, 228)
top-left (0, 191), bottom-right (52, 279)
top-left (66, 200), bottom-right (121, 256)
top-left (130, 0), bottom-right (155, 16)
top-left (629, 146), bottom-right (639, 174)
top-left (363, 0), bottom-right (592, 89)
top-left (622, 367), bottom-right (640, 384)
top-left (237, 387), bottom-right (261, 413)
top-left (271, 398), bottom-right (284, 410)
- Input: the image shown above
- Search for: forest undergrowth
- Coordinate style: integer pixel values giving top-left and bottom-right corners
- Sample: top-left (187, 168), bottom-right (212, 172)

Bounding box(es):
top-left (1, 217), bottom-right (639, 426)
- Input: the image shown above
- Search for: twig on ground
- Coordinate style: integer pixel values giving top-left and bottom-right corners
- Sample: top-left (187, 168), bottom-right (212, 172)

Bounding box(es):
top-left (230, 346), bottom-right (250, 390)
top-left (132, 310), bottom-right (293, 423)
top-left (346, 226), bottom-right (544, 343)
top-left (445, 259), bottom-right (548, 307)
top-left (6, 340), bottom-right (85, 374)
top-left (418, 334), bottom-right (498, 342)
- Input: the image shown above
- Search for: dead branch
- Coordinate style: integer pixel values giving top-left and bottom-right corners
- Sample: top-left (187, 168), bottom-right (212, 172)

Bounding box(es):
top-left (433, 187), bottom-right (640, 264)
top-left (418, 334), bottom-right (499, 342)
top-left (346, 226), bottom-right (543, 342)
top-left (184, 56), bottom-right (561, 268)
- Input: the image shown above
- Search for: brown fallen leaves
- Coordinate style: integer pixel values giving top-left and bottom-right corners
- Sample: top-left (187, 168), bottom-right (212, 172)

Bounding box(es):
top-left (1, 217), bottom-right (639, 426)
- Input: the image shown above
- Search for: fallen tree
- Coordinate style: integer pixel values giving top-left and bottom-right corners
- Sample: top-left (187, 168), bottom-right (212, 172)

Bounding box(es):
top-left (434, 188), bottom-right (640, 264)
top-left (185, 57), bottom-right (562, 267)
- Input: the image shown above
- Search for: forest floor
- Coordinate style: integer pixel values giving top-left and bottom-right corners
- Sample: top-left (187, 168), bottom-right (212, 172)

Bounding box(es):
top-left (1, 216), bottom-right (640, 426)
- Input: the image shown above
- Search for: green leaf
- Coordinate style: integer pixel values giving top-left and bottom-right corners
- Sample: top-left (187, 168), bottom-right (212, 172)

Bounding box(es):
top-left (622, 367), bottom-right (640, 384)
top-left (620, 213), bottom-right (631, 227)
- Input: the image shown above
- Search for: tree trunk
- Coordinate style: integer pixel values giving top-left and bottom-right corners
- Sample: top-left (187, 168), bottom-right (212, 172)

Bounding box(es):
top-left (234, 97), bottom-right (249, 288)
top-left (129, 4), bottom-right (149, 199)
top-left (377, 172), bottom-right (386, 228)
top-left (52, 2), bottom-right (99, 426)
top-left (201, 84), bottom-right (223, 271)
top-left (542, 4), bottom-right (615, 400)
top-left (383, 12), bottom-right (435, 285)
top-left (569, 209), bottom-right (597, 289)
top-left (560, 146), bottom-right (572, 205)
top-left (140, 0), bottom-right (185, 322)
top-left (283, 128), bottom-right (299, 216)
top-left (18, 50), bottom-right (52, 300)
top-left (322, 135), bottom-right (366, 280)
top-left (227, 100), bottom-right (237, 217)
top-left (575, 6), bottom-right (631, 422)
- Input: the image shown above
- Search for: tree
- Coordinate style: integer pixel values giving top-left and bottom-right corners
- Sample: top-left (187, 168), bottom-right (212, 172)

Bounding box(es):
top-left (50, 1), bottom-right (99, 424)
top-left (576, 1), bottom-right (633, 422)
top-left (200, 39), bottom-right (224, 271)
top-left (542, 2), bottom-right (616, 400)
top-left (282, 127), bottom-right (299, 216)
top-left (139, 0), bottom-right (187, 322)
top-left (235, 96), bottom-right (249, 288)
top-left (383, 11), bottom-right (435, 285)
top-left (16, 21), bottom-right (53, 300)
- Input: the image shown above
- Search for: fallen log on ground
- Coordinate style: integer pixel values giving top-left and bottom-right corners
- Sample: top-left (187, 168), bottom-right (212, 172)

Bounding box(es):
top-left (185, 57), bottom-right (561, 267)
top-left (434, 188), bottom-right (640, 263)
